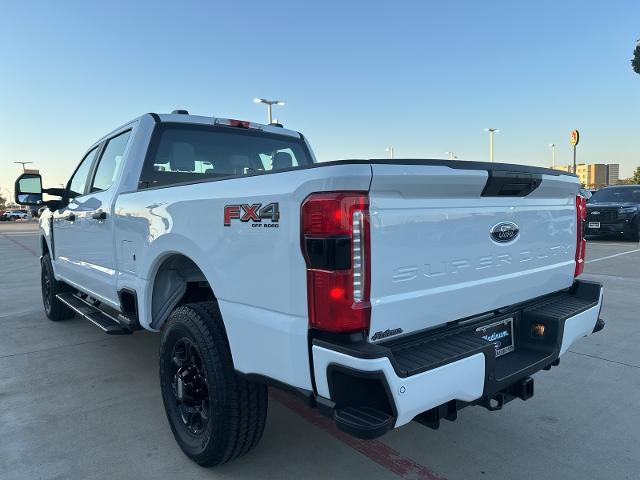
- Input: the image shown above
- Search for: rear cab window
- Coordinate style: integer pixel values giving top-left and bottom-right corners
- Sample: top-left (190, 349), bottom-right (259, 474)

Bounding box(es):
top-left (138, 123), bottom-right (315, 189)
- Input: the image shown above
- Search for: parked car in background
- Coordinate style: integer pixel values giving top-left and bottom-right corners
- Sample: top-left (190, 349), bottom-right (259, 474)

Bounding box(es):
top-left (2, 210), bottom-right (29, 221)
top-left (585, 185), bottom-right (640, 241)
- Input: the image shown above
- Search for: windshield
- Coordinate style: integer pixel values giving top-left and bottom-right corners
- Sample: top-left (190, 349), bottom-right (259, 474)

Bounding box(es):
top-left (588, 186), bottom-right (640, 203)
top-left (139, 124), bottom-right (316, 189)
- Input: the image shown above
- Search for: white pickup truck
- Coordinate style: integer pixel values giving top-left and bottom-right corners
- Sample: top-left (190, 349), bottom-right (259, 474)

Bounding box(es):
top-left (15, 111), bottom-right (605, 466)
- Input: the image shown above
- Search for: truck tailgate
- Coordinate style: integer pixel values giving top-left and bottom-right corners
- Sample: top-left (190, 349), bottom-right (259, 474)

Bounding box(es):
top-left (367, 162), bottom-right (580, 341)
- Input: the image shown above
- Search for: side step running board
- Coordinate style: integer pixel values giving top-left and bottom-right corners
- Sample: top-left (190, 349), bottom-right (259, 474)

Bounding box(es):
top-left (56, 293), bottom-right (132, 335)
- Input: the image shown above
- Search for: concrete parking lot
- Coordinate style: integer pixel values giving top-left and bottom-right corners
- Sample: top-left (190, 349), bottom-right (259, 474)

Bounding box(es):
top-left (1, 221), bottom-right (639, 480)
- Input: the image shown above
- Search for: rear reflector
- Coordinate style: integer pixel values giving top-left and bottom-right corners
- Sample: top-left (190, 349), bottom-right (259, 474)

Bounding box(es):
top-left (301, 192), bottom-right (371, 333)
top-left (575, 195), bottom-right (587, 277)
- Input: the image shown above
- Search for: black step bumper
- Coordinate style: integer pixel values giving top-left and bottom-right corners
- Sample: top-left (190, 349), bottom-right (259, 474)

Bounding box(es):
top-left (311, 280), bottom-right (604, 439)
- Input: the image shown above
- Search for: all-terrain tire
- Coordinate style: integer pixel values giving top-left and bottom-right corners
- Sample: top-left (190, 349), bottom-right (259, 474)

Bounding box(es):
top-left (159, 301), bottom-right (268, 466)
top-left (41, 253), bottom-right (75, 321)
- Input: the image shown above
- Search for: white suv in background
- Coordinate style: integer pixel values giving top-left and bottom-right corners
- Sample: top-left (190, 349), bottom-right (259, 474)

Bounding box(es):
top-left (3, 210), bottom-right (29, 220)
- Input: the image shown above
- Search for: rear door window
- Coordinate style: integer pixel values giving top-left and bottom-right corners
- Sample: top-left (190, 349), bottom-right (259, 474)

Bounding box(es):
top-left (68, 147), bottom-right (100, 198)
top-left (91, 130), bottom-right (131, 192)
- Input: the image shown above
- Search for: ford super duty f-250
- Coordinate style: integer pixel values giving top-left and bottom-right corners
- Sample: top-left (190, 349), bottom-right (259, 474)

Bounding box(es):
top-left (15, 110), bottom-right (605, 466)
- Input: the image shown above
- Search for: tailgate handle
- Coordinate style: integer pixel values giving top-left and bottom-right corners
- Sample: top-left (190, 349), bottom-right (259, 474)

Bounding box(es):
top-left (481, 171), bottom-right (542, 197)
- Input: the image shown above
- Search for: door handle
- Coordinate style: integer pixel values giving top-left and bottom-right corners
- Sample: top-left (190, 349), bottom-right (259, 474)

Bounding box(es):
top-left (66, 213), bottom-right (76, 222)
top-left (91, 211), bottom-right (107, 221)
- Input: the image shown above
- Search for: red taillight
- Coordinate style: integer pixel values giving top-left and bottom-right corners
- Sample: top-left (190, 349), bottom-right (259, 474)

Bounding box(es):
top-left (575, 195), bottom-right (587, 277)
top-left (301, 192), bottom-right (371, 333)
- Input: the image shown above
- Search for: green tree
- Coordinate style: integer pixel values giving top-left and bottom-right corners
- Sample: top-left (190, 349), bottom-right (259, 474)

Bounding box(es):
top-left (632, 166), bottom-right (640, 184)
top-left (633, 41), bottom-right (640, 75)
top-left (0, 192), bottom-right (7, 210)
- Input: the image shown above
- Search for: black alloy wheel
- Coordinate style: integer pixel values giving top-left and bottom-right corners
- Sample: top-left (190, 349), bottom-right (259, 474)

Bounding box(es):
top-left (170, 338), bottom-right (210, 436)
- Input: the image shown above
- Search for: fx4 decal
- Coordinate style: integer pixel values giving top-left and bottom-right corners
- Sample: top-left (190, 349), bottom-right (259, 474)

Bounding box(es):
top-left (224, 203), bottom-right (280, 227)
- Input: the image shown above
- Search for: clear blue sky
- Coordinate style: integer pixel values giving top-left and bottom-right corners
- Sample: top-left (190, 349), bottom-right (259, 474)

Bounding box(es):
top-left (1, 0), bottom-right (639, 198)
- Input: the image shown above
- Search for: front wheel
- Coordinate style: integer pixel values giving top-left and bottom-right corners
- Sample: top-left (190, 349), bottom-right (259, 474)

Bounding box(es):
top-left (41, 253), bottom-right (75, 321)
top-left (624, 220), bottom-right (640, 243)
top-left (159, 301), bottom-right (268, 466)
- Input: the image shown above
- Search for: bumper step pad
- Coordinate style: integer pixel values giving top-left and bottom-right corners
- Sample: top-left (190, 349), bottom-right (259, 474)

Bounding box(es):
top-left (56, 293), bottom-right (132, 335)
top-left (523, 290), bottom-right (599, 322)
top-left (390, 331), bottom-right (493, 378)
top-left (334, 406), bottom-right (393, 439)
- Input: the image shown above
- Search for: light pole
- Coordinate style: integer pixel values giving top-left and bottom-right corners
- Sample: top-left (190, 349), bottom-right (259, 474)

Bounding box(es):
top-left (484, 128), bottom-right (499, 162)
top-left (253, 98), bottom-right (285, 124)
top-left (445, 151), bottom-right (457, 160)
top-left (14, 161), bottom-right (33, 172)
top-left (549, 143), bottom-right (556, 168)
top-left (385, 147), bottom-right (394, 159)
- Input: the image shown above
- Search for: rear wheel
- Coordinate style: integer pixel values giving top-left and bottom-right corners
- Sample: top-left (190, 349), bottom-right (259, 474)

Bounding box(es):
top-left (159, 301), bottom-right (268, 466)
top-left (41, 253), bottom-right (75, 321)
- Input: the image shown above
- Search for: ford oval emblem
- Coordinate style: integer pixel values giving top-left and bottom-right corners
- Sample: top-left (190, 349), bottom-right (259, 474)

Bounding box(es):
top-left (490, 222), bottom-right (519, 243)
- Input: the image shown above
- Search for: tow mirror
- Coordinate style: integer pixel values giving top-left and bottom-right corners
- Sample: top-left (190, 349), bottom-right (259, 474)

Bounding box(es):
top-left (15, 173), bottom-right (44, 206)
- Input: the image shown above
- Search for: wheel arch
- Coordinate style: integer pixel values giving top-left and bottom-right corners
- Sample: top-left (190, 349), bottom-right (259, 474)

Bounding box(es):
top-left (146, 251), bottom-right (217, 331)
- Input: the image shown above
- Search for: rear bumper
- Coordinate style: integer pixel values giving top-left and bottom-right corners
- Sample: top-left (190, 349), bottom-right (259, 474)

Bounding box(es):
top-left (311, 280), bottom-right (604, 438)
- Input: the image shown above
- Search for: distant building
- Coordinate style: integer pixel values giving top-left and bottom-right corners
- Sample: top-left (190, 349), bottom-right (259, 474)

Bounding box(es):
top-left (551, 163), bottom-right (619, 189)
top-left (606, 164), bottom-right (619, 185)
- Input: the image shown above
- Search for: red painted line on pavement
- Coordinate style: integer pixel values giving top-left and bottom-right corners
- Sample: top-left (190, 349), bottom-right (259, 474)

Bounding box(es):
top-left (0, 233), bottom-right (39, 257)
top-left (270, 389), bottom-right (447, 480)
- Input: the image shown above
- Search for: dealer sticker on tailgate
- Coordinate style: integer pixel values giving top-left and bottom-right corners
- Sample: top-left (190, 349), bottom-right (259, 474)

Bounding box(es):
top-left (475, 318), bottom-right (515, 357)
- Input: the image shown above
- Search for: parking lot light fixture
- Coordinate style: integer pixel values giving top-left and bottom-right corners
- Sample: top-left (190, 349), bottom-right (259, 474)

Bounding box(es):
top-left (385, 147), bottom-right (394, 159)
top-left (549, 143), bottom-right (556, 168)
top-left (13, 161), bottom-right (33, 172)
top-left (484, 128), bottom-right (499, 162)
top-left (253, 98), bottom-right (286, 124)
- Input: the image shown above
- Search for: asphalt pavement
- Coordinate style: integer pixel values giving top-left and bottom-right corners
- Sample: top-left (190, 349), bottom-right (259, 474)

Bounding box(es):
top-left (1, 221), bottom-right (638, 480)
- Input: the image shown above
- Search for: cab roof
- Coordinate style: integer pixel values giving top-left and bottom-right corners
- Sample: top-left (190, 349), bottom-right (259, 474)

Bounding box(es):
top-left (153, 112), bottom-right (301, 138)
